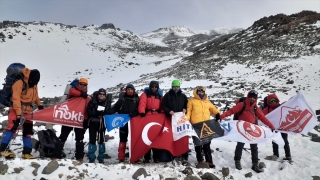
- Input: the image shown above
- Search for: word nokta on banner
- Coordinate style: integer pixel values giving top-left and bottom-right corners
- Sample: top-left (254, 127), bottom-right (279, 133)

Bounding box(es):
top-left (264, 92), bottom-right (318, 135)
top-left (192, 119), bottom-right (224, 146)
top-left (25, 97), bottom-right (89, 128)
top-left (104, 114), bottom-right (130, 132)
top-left (171, 112), bottom-right (197, 141)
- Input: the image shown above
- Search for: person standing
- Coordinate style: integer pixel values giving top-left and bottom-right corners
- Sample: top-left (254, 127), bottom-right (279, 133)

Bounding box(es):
top-left (263, 94), bottom-right (291, 161)
top-left (112, 84), bottom-right (140, 163)
top-left (138, 80), bottom-right (163, 163)
top-left (58, 78), bottom-right (89, 162)
top-left (185, 86), bottom-right (220, 168)
top-left (86, 88), bottom-right (112, 163)
top-left (0, 69), bottom-right (43, 159)
top-left (162, 79), bottom-right (189, 161)
top-left (220, 90), bottom-right (275, 173)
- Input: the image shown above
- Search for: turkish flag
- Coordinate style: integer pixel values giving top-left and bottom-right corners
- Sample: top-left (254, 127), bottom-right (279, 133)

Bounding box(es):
top-left (129, 114), bottom-right (189, 163)
top-left (25, 97), bottom-right (90, 128)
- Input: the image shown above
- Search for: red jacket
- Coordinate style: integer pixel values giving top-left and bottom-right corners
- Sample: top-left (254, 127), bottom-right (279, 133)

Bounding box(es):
top-left (68, 86), bottom-right (87, 99)
top-left (262, 94), bottom-right (280, 115)
top-left (138, 92), bottom-right (162, 114)
top-left (220, 94), bottom-right (275, 129)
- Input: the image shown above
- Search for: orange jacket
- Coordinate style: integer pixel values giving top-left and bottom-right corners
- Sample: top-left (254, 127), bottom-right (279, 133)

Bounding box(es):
top-left (186, 89), bottom-right (220, 124)
top-left (10, 68), bottom-right (41, 115)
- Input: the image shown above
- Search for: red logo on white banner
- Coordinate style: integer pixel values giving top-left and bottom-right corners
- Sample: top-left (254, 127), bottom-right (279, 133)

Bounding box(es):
top-left (237, 121), bottom-right (266, 141)
top-left (278, 106), bottom-right (312, 133)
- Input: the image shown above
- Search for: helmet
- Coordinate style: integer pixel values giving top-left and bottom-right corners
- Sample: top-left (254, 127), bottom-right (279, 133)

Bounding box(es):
top-left (171, 80), bottom-right (180, 87)
top-left (79, 78), bottom-right (88, 85)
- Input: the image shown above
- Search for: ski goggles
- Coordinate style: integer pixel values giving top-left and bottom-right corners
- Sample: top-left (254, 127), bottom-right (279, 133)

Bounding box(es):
top-left (196, 86), bottom-right (206, 92)
top-left (79, 84), bottom-right (87, 87)
top-left (269, 98), bottom-right (277, 103)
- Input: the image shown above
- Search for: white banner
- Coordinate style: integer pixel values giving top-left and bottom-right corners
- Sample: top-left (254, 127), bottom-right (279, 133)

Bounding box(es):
top-left (217, 121), bottom-right (284, 146)
top-left (264, 92), bottom-right (318, 135)
top-left (172, 112), bottom-right (197, 141)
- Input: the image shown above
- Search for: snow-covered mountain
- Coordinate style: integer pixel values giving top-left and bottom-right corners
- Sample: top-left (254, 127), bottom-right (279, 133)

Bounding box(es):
top-left (0, 10), bottom-right (320, 180)
top-left (195, 27), bottom-right (243, 36)
top-left (140, 26), bottom-right (196, 38)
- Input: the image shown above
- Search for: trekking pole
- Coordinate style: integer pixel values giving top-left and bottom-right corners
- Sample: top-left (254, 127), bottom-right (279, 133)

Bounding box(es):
top-left (0, 113), bottom-right (26, 161)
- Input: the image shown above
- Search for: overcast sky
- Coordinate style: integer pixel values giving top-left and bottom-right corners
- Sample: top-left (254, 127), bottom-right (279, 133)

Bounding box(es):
top-left (0, 0), bottom-right (319, 34)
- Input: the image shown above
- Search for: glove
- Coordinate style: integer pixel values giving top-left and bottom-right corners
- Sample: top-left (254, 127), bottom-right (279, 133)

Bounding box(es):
top-left (215, 113), bottom-right (220, 122)
top-left (83, 119), bottom-right (89, 129)
top-left (139, 113), bottom-right (146, 117)
top-left (38, 105), bottom-right (44, 110)
top-left (11, 116), bottom-right (21, 131)
top-left (80, 92), bottom-right (88, 98)
top-left (271, 129), bottom-right (278, 133)
top-left (97, 111), bottom-right (104, 116)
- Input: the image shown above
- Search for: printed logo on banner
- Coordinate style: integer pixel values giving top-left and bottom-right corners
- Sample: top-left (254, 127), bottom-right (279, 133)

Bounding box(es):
top-left (112, 117), bottom-right (124, 127)
top-left (278, 106), bottom-right (312, 133)
top-left (237, 121), bottom-right (266, 141)
top-left (200, 123), bottom-right (215, 138)
top-left (177, 115), bottom-right (188, 124)
top-left (53, 102), bottom-right (84, 122)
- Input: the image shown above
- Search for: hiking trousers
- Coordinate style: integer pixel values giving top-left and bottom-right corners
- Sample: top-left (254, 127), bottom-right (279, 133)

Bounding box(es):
top-left (234, 142), bottom-right (259, 163)
top-left (88, 120), bottom-right (106, 144)
top-left (194, 142), bottom-right (212, 163)
top-left (59, 125), bottom-right (85, 159)
top-left (119, 123), bottom-right (129, 142)
top-left (272, 133), bottom-right (291, 158)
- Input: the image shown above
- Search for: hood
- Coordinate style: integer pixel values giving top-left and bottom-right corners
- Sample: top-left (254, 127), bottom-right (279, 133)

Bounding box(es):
top-left (266, 94), bottom-right (280, 108)
top-left (192, 88), bottom-right (207, 100)
top-left (246, 91), bottom-right (258, 107)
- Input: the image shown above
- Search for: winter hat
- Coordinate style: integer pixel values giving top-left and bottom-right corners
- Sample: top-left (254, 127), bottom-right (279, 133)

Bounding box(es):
top-left (28, 69), bottom-right (40, 87)
top-left (171, 80), bottom-right (180, 87)
top-left (79, 78), bottom-right (88, 85)
top-left (149, 80), bottom-right (159, 88)
top-left (247, 90), bottom-right (258, 99)
top-left (98, 88), bottom-right (106, 94)
top-left (126, 84), bottom-right (135, 91)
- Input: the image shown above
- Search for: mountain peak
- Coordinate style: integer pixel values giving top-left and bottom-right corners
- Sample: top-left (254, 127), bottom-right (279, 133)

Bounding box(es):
top-left (141, 26), bottom-right (195, 38)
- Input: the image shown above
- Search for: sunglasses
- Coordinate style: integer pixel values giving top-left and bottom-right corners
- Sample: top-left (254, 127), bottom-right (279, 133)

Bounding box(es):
top-left (99, 93), bottom-right (106, 96)
top-left (196, 86), bottom-right (206, 92)
top-left (79, 84), bottom-right (87, 87)
top-left (151, 86), bottom-right (158, 88)
top-left (269, 98), bottom-right (277, 103)
top-left (172, 86), bottom-right (180, 88)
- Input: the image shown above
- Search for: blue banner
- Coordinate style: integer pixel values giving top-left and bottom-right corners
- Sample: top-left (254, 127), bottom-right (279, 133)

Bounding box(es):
top-left (103, 114), bottom-right (130, 132)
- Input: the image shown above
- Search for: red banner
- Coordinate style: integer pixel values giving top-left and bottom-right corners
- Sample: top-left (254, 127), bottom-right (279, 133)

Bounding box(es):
top-left (129, 114), bottom-right (189, 163)
top-left (25, 97), bottom-right (90, 128)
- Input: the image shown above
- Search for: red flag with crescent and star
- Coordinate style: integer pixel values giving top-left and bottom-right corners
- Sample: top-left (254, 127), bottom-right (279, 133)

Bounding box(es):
top-left (129, 114), bottom-right (189, 163)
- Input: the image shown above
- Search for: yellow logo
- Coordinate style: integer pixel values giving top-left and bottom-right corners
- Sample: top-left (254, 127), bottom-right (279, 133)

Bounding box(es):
top-left (200, 123), bottom-right (215, 138)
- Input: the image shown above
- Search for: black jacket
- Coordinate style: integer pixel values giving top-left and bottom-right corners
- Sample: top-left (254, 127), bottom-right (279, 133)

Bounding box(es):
top-left (162, 89), bottom-right (188, 116)
top-left (87, 97), bottom-right (112, 119)
top-left (112, 93), bottom-right (139, 117)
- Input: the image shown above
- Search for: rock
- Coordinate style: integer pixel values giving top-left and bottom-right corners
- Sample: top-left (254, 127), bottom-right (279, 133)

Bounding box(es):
top-left (32, 169), bottom-right (38, 176)
top-left (13, 167), bottom-right (24, 173)
top-left (40, 178), bottom-right (47, 180)
top-left (79, 173), bottom-right (85, 177)
top-left (222, 167), bottom-right (230, 177)
top-left (59, 174), bottom-right (63, 178)
top-left (82, 169), bottom-right (88, 173)
top-left (181, 167), bottom-right (194, 175)
top-left (104, 154), bottom-right (111, 159)
top-left (100, 23), bottom-right (115, 30)
top-left (200, 172), bottom-right (219, 180)
top-left (165, 178), bottom-right (178, 180)
top-left (42, 160), bottom-right (59, 174)
top-left (195, 162), bottom-right (210, 169)
top-left (0, 161), bottom-right (9, 175)
top-left (286, 80), bottom-right (294, 84)
top-left (315, 110), bottom-right (320, 115)
top-left (121, 165), bottom-right (126, 169)
top-left (132, 168), bottom-right (147, 179)
top-left (159, 174), bottom-right (164, 179)
top-left (184, 176), bottom-right (201, 180)
top-left (312, 176), bottom-right (320, 180)
top-left (245, 172), bottom-right (253, 178)
top-left (259, 162), bottom-right (266, 169)
top-left (265, 155), bottom-right (278, 161)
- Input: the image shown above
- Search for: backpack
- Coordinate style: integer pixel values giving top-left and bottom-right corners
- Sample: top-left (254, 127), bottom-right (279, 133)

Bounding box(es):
top-left (59, 78), bottom-right (85, 103)
top-left (36, 129), bottom-right (64, 158)
top-left (0, 63), bottom-right (26, 107)
top-left (263, 96), bottom-right (268, 109)
top-left (233, 97), bottom-right (257, 120)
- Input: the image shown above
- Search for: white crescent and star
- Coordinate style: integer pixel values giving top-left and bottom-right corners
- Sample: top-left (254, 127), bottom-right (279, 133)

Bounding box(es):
top-left (142, 122), bottom-right (169, 146)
